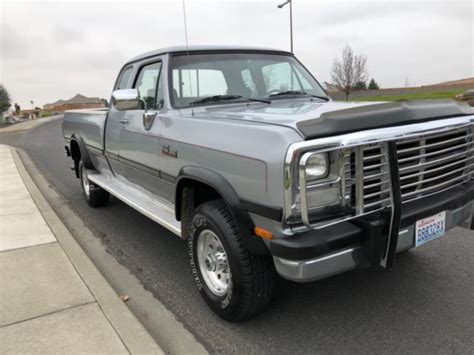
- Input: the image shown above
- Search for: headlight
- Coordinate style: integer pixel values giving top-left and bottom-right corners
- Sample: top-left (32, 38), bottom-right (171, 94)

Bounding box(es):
top-left (305, 153), bottom-right (329, 180)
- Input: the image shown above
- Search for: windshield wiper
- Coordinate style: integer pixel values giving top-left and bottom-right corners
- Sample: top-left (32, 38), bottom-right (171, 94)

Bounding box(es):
top-left (268, 90), bottom-right (330, 101)
top-left (190, 95), bottom-right (270, 105)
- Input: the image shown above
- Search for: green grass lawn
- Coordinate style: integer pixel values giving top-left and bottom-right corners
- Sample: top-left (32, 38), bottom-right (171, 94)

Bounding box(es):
top-left (350, 89), bottom-right (465, 102)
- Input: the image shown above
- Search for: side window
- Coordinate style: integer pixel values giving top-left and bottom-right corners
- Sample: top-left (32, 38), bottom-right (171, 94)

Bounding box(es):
top-left (116, 67), bottom-right (133, 90)
top-left (134, 62), bottom-right (162, 110)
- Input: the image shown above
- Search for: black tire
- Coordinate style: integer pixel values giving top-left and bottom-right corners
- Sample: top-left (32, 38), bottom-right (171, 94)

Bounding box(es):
top-left (188, 199), bottom-right (276, 321)
top-left (79, 161), bottom-right (109, 207)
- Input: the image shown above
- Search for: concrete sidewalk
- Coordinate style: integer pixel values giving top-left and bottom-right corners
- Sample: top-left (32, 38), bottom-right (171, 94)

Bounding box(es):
top-left (0, 145), bottom-right (163, 354)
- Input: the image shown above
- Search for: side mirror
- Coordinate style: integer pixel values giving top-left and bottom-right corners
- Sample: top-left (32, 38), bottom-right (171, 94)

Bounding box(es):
top-left (112, 89), bottom-right (140, 111)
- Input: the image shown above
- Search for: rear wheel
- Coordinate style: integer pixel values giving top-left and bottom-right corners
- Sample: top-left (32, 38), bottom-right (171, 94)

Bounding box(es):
top-left (188, 200), bottom-right (276, 321)
top-left (79, 161), bottom-right (109, 207)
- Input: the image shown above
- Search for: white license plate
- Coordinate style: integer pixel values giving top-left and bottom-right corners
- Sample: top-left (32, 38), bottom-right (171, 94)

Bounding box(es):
top-left (415, 211), bottom-right (446, 247)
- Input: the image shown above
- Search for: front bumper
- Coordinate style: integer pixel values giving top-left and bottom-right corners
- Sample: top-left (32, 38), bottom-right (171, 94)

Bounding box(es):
top-left (271, 182), bottom-right (474, 282)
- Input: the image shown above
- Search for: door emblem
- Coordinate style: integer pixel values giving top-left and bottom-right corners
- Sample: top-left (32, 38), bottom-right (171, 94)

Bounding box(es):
top-left (162, 144), bottom-right (178, 158)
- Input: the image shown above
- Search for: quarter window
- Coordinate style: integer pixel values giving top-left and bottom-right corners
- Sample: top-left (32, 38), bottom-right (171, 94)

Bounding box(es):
top-left (116, 67), bottom-right (133, 90)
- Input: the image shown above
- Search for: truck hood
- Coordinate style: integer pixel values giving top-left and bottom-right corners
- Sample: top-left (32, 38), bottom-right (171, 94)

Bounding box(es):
top-left (195, 99), bottom-right (473, 139)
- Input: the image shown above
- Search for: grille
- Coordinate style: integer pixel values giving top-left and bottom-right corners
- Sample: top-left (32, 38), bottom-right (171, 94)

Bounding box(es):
top-left (396, 128), bottom-right (474, 201)
top-left (355, 144), bottom-right (392, 213)
top-left (343, 150), bottom-right (355, 206)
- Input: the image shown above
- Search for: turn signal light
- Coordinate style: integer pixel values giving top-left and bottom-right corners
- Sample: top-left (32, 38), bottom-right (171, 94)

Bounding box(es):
top-left (254, 227), bottom-right (274, 240)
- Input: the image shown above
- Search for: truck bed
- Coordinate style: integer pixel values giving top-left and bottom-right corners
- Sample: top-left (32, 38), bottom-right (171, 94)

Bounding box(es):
top-left (62, 108), bottom-right (108, 151)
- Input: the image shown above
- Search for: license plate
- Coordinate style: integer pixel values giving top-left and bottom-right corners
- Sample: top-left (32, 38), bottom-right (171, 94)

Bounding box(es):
top-left (415, 211), bottom-right (446, 247)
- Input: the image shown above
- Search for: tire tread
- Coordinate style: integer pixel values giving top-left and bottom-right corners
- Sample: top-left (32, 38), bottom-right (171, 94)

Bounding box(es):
top-left (197, 200), bottom-right (275, 321)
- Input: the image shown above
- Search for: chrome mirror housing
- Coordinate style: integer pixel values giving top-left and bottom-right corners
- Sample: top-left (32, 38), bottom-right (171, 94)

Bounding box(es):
top-left (112, 89), bottom-right (140, 111)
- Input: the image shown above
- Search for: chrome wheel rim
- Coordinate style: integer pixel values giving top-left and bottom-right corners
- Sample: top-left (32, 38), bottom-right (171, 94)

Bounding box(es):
top-left (81, 165), bottom-right (91, 197)
top-left (197, 229), bottom-right (231, 296)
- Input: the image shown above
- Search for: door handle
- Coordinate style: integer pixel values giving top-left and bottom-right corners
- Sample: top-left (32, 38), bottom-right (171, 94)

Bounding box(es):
top-left (119, 119), bottom-right (129, 125)
top-left (143, 112), bottom-right (157, 130)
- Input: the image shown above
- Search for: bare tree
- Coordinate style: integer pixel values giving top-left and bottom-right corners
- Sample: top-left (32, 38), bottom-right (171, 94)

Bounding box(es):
top-left (331, 45), bottom-right (368, 100)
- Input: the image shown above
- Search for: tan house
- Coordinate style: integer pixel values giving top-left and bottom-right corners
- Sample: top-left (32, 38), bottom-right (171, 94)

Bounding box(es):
top-left (44, 94), bottom-right (106, 113)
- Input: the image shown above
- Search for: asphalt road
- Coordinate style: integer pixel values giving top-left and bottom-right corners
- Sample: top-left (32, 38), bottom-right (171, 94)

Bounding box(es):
top-left (2, 118), bottom-right (473, 354)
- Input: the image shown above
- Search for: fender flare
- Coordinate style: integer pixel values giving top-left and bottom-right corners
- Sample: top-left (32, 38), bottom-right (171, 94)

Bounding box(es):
top-left (70, 134), bottom-right (94, 170)
top-left (176, 166), bottom-right (269, 255)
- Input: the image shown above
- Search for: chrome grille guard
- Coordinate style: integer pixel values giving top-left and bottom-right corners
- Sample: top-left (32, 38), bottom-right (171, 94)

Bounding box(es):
top-left (285, 116), bottom-right (474, 266)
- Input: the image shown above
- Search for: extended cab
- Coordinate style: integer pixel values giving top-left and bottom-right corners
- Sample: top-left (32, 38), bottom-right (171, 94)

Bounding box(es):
top-left (63, 45), bottom-right (474, 321)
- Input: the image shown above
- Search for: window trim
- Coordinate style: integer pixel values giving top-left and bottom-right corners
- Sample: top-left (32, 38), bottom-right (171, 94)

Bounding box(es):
top-left (132, 60), bottom-right (163, 111)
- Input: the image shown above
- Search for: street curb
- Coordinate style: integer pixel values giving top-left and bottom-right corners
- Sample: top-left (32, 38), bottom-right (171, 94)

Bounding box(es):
top-left (11, 148), bottom-right (164, 355)
top-left (13, 147), bottom-right (209, 354)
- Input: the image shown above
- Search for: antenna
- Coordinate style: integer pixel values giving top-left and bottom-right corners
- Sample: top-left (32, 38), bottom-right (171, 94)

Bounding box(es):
top-left (182, 0), bottom-right (194, 116)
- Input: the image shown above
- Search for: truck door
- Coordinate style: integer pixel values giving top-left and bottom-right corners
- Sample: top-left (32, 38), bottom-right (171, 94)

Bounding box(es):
top-left (118, 60), bottom-right (165, 196)
top-left (105, 65), bottom-right (133, 175)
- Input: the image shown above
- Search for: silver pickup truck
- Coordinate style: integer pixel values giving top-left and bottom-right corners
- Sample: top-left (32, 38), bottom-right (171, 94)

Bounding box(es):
top-left (63, 45), bottom-right (474, 321)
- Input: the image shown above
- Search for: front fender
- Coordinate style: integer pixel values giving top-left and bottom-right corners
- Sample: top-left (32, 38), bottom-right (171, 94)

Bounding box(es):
top-left (176, 166), bottom-right (269, 255)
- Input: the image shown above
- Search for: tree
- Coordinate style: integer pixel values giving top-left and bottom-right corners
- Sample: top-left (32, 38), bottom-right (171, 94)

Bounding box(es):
top-left (0, 84), bottom-right (12, 115)
top-left (353, 81), bottom-right (367, 90)
top-left (368, 78), bottom-right (380, 90)
top-left (331, 45), bottom-right (368, 100)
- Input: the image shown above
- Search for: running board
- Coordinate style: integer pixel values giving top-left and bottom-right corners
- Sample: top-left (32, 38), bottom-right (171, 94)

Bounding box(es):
top-left (87, 171), bottom-right (181, 236)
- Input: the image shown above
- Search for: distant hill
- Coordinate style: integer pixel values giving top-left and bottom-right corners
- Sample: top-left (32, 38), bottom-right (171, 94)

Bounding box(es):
top-left (43, 94), bottom-right (106, 112)
top-left (427, 77), bottom-right (474, 87)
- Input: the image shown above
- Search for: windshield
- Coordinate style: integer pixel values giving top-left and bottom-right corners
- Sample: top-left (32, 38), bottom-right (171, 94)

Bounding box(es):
top-left (170, 52), bottom-right (327, 108)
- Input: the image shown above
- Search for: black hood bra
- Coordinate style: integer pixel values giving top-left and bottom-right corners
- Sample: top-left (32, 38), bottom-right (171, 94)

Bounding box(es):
top-left (297, 100), bottom-right (474, 139)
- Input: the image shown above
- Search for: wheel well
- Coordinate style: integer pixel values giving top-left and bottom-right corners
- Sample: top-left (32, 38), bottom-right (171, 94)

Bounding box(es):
top-left (70, 140), bottom-right (81, 161)
top-left (176, 179), bottom-right (222, 221)
top-left (70, 140), bottom-right (81, 178)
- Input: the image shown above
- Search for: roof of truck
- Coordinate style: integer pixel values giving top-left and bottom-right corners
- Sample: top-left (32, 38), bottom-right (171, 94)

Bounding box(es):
top-left (127, 45), bottom-right (292, 64)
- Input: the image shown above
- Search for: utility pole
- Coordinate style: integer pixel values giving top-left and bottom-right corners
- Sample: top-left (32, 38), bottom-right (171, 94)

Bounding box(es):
top-left (277, 0), bottom-right (293, 53)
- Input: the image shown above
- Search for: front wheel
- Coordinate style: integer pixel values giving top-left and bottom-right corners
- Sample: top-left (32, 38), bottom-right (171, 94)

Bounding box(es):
top-left (79, 161), bottom-right (109, 207)
top-left (188, 200), bottom-right (276, 321)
